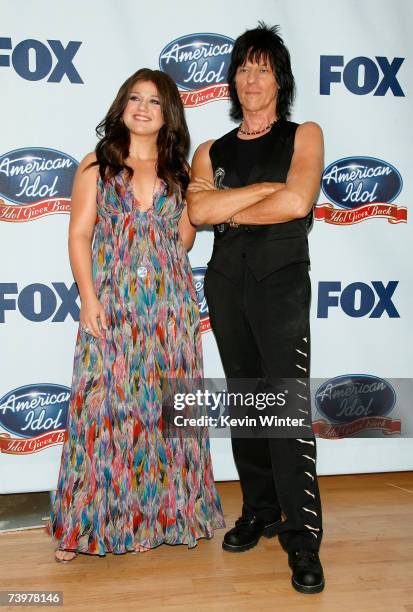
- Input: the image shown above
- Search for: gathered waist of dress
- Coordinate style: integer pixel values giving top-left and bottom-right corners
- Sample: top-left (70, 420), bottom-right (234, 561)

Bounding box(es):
top-left (96, 210), bottom-right (179, 231)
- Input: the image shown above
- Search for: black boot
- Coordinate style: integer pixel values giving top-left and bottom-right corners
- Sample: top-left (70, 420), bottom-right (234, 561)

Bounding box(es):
top-left (222, 515), bottom-right (282, 552)
top-left (288, 549), bottom-right (325, 593)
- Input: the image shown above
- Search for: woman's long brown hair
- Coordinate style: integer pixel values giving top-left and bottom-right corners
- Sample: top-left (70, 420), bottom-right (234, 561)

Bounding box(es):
top-left (93, 68), bottom-right (190, 196)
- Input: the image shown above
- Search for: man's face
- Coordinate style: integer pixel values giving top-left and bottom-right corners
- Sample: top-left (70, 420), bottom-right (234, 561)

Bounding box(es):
top-left (235, 56), bottom-right (278, 115)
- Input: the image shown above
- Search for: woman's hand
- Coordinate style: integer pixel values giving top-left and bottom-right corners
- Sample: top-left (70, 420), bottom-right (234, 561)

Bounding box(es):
top-left (79, 295), bottom-right (107, 339)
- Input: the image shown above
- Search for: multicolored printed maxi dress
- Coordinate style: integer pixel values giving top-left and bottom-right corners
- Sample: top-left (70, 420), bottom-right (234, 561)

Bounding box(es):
top-left (48, 171), bottom-right (225, 554)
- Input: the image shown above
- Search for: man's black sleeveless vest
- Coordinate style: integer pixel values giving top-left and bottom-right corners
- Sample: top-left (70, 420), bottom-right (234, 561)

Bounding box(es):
top-left (208, 120), bottom-right (311, 284)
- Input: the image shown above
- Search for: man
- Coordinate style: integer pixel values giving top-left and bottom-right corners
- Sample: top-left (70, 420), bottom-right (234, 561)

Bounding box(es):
top-left (186, 24), bottom-right (324, 594)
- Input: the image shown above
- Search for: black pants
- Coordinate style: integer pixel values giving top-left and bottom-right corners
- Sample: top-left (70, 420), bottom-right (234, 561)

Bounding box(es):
top-left (204, 261), bottom-right (323, 553)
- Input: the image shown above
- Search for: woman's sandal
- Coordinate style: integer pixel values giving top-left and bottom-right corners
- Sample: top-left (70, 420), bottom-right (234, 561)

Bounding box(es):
top-left (132, 544), bottom-right (151, 554)
top-left (54, 549), bottom-right (77, 563)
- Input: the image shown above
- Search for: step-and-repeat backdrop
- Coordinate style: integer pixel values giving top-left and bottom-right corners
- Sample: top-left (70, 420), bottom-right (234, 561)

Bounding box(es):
top-left (1, 0), bottom-right (412, 492)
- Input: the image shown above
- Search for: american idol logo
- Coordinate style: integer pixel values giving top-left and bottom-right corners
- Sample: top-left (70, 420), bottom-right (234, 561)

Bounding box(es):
top-left (192, 267), bottom-right (210, 333)
top-left (159, 33), bottom-right (234, 108)
top-left (0, 147), bottom-right (78, 222)
top-left (0, 384), bottom-right (70, 454)
top-left (315, 156), bottom-right (406, 225)
top-left (313, 374), bottom-right (400, 438)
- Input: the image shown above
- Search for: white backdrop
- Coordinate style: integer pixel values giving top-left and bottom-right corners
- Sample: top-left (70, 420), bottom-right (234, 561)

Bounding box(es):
top-left (1, 0), bottom-right (412, 493)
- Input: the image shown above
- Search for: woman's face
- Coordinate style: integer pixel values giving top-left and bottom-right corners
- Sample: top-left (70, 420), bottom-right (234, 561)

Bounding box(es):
top-left (122, 80), bottom-right (164, 136)
top-left (235, 57), bottom-right (278, 116)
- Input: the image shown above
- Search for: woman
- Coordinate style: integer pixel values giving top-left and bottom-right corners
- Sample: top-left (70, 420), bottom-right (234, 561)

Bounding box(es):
top-left (48, 68), bottom-right (225, 561)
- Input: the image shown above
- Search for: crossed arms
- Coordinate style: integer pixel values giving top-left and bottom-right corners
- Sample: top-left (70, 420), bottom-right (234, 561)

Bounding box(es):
top-left (186, 122), bottom-right (324, 226)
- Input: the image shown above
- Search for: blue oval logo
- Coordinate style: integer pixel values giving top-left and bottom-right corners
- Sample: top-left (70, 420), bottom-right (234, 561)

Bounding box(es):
top-left (315, 374), bottom-right (396, 423)
top-left (192, 267), bottom-right (210, 333)
top-left (0, 147), bottom-right (78, 205)
top-left (321, 156), bottom-right (402, 209)
top-left (0, 383), bottom-right (70, 438)
top-left (159, 33), bottom-right (234, 90)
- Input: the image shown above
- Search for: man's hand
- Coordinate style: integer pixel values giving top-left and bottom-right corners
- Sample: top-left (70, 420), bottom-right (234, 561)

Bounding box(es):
top-left (187, 177), bottom-right (216, 193)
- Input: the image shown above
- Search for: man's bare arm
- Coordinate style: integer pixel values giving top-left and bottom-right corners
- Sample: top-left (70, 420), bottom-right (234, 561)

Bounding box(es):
top-left (186, 140), bottom-right (280, 225)
top-left (187, 123), bottom-right (323, 226)
top-left (234, 122), bottom-right (324, 224)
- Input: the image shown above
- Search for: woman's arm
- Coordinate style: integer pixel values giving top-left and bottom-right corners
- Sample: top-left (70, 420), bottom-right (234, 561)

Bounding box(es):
top-left (234, 122), bottom-right (324, 224)
top-left (178, 203), bottom-right (196, 250)
top-left (68, 152), bottom-right (107, 338)
top-left (186, 140), bottom-right (280, 225)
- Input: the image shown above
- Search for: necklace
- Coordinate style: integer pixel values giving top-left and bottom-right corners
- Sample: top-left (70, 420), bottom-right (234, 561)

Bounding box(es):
top-left (238, 120), bottom-right (276, 136)
top-left (142, 172), bottom-right (158, 211)
top-left (128, 163), bottom-right (159, 212)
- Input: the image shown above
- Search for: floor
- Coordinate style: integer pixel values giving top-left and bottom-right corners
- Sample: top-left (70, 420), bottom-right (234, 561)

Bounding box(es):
top-left (0, 472), bottom-right (412, 611)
